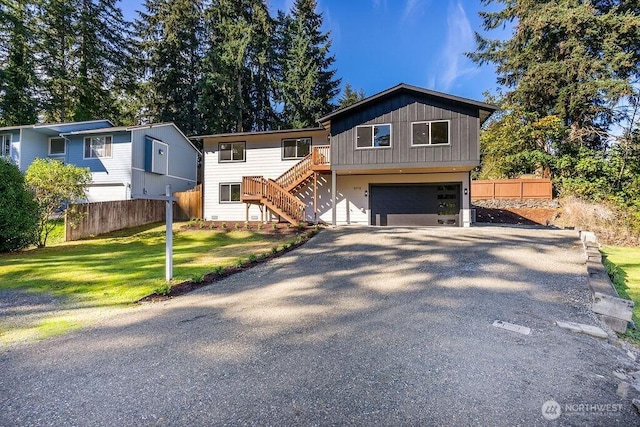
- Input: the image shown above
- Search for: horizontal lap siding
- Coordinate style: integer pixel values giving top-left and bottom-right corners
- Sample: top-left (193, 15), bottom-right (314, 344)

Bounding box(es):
top-left (331, 93), bottom-right (479, 169)
top-left (66, 132), bottom-right (132, 188)
top-left (130, 126), bottom-right (199, 197)
top-left (18, 128), bottom-right (49, 171)
top-left (203, 130), bottom-right (329, 221)
top-left (131, 126), bottom-right (198, 182)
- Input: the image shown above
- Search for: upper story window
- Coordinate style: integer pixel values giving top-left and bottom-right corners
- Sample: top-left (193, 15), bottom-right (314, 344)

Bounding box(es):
top-left (219, 142), bottom-right (245, 162)
top-left (282, 137), bottom-right (311, 159)
top-left (356, 124), bottom-right (391, 148)
top-left (49, 137), bottom-right (66, 155)
top-left (1, 134), bottom-right (10, 157)
top-left (412, 121), bottom-right (450, 146)
top-left (84, 135), bottom-right (112, 158)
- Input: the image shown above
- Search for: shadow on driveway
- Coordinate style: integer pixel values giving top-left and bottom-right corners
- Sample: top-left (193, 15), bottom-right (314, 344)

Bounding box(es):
top-left (0, 226), bottom-right (638, 425)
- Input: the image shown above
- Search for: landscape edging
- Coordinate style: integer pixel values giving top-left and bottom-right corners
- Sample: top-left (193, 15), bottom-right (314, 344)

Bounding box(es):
top-left (579, 230), bottom-right (635, 333)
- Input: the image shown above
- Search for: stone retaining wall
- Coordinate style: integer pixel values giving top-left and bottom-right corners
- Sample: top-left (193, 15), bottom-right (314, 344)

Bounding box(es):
top-left (579, 230), bottom-right (634, 333)
top-left (472, 199), bottom-right (560, 209)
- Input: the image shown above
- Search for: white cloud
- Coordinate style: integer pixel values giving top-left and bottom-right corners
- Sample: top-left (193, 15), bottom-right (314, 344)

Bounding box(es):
top-left (436, 0), bottom-right (478, 91)
top-left (372, 0), bottom-right (388, 10)
top-left (401, 0), bottom-right (428, 24)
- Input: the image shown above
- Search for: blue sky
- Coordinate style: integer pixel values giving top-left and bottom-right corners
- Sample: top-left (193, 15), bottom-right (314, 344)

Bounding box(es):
top-left (121, 0), bottom-right (502, 103)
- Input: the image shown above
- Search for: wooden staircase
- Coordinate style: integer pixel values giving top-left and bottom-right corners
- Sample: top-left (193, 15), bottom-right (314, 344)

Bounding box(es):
top-left (241, 145), bottom-right (330, 226)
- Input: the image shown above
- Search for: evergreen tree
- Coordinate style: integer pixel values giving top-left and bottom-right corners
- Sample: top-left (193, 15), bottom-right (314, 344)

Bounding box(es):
top-left (72, 0), bottom-right (135, 122)
top-left (135, 0), bottom-right (205, 134)
top-left (35, 0), bottom-right (133, 124)
top-left (200, 0), bottom-right (275, 133)
top-left (35, 0), bottom-right (78, 122)
top-left (469, 0), bottom-right (640, 146)
top-left (278, 0), bottom-right (340, 128)
top-left (338, 83), bottom-right (366, 109)
top-left (0, 1), bottom-right (39, 126)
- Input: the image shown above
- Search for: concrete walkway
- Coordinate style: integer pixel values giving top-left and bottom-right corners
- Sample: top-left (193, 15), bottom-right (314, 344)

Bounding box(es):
top-left (1, 226), bottom-right (638, 426)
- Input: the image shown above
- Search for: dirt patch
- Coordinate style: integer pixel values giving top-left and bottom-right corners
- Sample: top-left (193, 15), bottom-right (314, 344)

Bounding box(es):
top-left (474, 206), bottom-right (558, 226)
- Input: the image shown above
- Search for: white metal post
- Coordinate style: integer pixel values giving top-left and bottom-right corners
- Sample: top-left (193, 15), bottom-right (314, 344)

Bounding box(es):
top-left (166, 184), bottom-right (173, 281)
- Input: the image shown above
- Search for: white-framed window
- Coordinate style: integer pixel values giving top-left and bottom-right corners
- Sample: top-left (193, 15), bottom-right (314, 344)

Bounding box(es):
top-left (84, 135), bottom-right (112, 158)
top-left (1, 134), bottom-right (11, 157)
top-left (49, 137), bottom-right (66, 155)
top-left (412, 121), bottom-right (450, 146)
top-left (219, 142), bottom-right (245, 162)
top-left (282, 137), bottom-right (311, 159)
top-left (356, 124), bottom-right (392, 148)
top-left (220, 182), bottom-right (241, 203)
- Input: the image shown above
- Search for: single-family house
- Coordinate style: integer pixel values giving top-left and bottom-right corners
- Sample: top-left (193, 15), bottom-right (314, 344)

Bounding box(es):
top-left (198, 83), bottom-right (497, 226)
top-left (0, 120), bottom-right (200, 202)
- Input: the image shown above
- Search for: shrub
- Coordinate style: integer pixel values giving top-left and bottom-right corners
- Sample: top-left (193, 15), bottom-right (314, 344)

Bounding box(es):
top-left (154, 284), bottom-right (171, 296)
top-left (212, 266), bottom-right (224, 275)
top-left (0, 158), bottom-right (39, 252)
top-left (25, 158), bottom-right (91, 247)
top-left (271, 246), bottom-right (278, 254)
top-left (248, 254), bottom-right (258, 263)
top-left (191, 274), bottom-right (204, 283)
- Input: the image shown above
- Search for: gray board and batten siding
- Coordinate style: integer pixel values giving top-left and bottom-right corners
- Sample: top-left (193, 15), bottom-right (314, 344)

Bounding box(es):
top-left (324, 85), bottom-right (496, 172)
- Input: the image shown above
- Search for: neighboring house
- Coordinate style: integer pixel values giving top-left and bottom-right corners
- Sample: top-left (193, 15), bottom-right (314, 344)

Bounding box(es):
top-left (0, 120), bottom-right (200, 202)
top-left (199, 83), bottom-right (497, 227)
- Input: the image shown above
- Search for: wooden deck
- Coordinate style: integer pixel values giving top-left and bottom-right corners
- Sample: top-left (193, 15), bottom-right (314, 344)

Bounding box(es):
top-left (241, 146), bottom-right (330, 225)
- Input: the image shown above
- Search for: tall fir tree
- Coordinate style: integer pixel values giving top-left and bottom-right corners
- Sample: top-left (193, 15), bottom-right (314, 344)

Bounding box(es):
top-left (0, 1), bottom-right (39, 126)
top-left (338, 83), bottom-right (366, 109)
top-left (34, 0), bottom-right (76, 122)
top-left (72, 0), bottom-right (134, 122)
top-left (35, 0), bottom-right (133, 124)
top-left (277, 0), bottom-right (340, 128)
top-left (200, 0), bottom-right (275, 133)
top-left (135, 0), bottom-right (205, 134)
top-left (469, 0), bottom-right (640, 147)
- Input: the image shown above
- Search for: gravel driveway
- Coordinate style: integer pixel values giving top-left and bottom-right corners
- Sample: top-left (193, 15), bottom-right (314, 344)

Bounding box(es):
top-left (0, 226), bottom-right (638, 426)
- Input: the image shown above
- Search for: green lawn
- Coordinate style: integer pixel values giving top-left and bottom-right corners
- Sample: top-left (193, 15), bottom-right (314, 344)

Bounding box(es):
top-left (601, 246), bottom-right (640, 345)
top-left (0, 222), bottom-right (304, 345)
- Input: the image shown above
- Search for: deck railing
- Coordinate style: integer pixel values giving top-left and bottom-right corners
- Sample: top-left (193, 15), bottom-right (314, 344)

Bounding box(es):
top-left (241, 176), bottom-right (305, 223)
top-left (264, 179), bottom-right (306, 222)
top-left (242, 176), bottom-right (265, 199)
top-left (276, 145), bottom-right (330, 190)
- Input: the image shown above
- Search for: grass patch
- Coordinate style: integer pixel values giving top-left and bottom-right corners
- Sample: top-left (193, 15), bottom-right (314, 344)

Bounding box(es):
top-left (0, 224), bottom-right (302, 343)
top-left (601, 246), bottom-right (640, 345)
top-left (46, 219), bottom-right (66, 245)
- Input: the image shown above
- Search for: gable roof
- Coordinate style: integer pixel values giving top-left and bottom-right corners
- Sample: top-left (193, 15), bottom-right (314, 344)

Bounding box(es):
top-left (61, 122), bottom-right (202, 155)
top-left (318, 83), bottom-right (498, 126)
top-left (0, 119), bottom-right (115, 134)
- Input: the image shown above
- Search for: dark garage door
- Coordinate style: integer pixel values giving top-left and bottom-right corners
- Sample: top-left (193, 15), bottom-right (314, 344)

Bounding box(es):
top-left (370, 184), bottom-right (460, 226)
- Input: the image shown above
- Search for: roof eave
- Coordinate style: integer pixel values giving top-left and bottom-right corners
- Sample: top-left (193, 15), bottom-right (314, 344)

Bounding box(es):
top-left (317, 83), bottom-right (498, 124)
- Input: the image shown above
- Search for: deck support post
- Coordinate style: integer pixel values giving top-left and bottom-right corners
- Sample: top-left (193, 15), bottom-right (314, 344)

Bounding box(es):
top-left (313, 172), bottom-right (318, 225)
top-left (331, 170), bottom-right (337, 226)
top-left (245, 203), bottom-right (249, 223)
